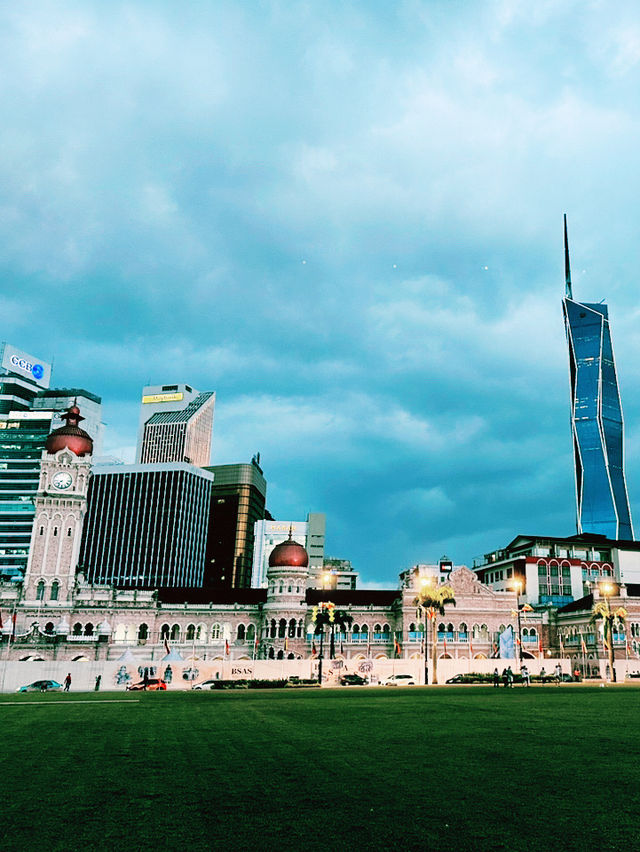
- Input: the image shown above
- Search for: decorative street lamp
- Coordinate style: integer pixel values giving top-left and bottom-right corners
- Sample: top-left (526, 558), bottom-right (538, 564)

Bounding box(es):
top-left (511, 579), bottom-right (523, 668)
top-left (593, 582), bottom-right (627, 683)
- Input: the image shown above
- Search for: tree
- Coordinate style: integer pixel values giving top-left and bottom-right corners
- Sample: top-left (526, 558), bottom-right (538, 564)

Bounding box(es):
top-left (311, 602), bottom-right (353, 683)
top-left (591, 597), bottom-right (627, 683)
top-left (414, 581), bottom-right (456, 684)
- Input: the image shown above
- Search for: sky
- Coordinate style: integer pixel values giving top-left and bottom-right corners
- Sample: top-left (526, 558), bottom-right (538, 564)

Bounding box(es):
top-left (3, 1), bottom-right (640, 587)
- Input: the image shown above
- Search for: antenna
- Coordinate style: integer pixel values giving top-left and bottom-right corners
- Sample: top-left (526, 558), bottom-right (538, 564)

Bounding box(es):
top-left (564, 213), bottom-right (573, 299)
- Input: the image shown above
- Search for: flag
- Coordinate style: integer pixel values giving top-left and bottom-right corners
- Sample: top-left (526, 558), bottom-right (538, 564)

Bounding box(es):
top-left (0, 611), bottom-right (3, 629)
top-left (284, 636), bottom-right (288, 651)
top-left (538, 635), bottom-right (543, 656)
top-left (164, 637), bottom-right (171, 656)
top-left (394, 635), bottom-right (401, 657)
top-left (559, 635), bottom-right (564, 657)
top-left (469, 640), bottom-right (474, 658)
top-left (312, 641), bottom-right (317, 657)
top-left (443, 636), bottom-right (447, 655)
top-left (491, 641), bottom-right (499, 658)
top-left (522, 604), bottom-right (534, 612)
top-left (225, 639), bottom-right (230, 656)
top-left (10, 611), bottom-right (16, 643)
top-left (580, 635), bottom-right (588, 655)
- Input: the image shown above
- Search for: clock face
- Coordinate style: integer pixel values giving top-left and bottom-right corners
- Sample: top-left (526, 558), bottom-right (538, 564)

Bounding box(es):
top-left (52, 472), bottom-right (73, 491)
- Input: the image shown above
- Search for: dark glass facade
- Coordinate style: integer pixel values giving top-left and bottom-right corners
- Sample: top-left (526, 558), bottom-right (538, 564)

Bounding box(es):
top-left (564, 298), bottom-right (633, 539)
top-left (80, 464), bottom-right (214, 588)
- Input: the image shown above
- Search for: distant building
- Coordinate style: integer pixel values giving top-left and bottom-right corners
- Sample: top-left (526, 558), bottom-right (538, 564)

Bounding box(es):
top-left (80, 462), bottom-right (215, 588)
top-left (203, 460), bottom-right (267, 588)
top-left (252, 513), bottom-right (326, 588)
top-left (562, 217), bottom-right (633, 539)
top-left (136, 384), bottom-right (215, 466)
top-left (0, 342), bottom-right (51, 413)
top-left (319, 558), bottom-right (358, 591)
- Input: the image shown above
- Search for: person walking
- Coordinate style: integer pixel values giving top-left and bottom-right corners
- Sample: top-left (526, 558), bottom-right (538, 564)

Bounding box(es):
top-left (540, 666), bottom-right (547, 684)
top-left (521, 664), bottom-right (530, 687)
top-left (502, 667), bottom-right (508, 687)
top-left (554, 663), bottom-right (562, 686)
top-left (64, 673), bottom-right (71, 692)
top-left (493, 667), bottom-right (500, 688)
top-left (94, 675), bottom-right (101, 692)
top-left (506, 666), bottom-right (514, 688)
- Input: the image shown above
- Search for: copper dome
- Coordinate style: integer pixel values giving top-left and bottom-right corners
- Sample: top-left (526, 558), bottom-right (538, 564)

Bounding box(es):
top-left (269, 533), bottom-right (309, 568)
top-left (45, 405), bottom-right (93, 457)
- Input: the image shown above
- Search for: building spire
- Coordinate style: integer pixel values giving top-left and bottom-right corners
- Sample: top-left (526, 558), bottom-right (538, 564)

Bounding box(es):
top-left (564, 213), bottom-right (573, 299)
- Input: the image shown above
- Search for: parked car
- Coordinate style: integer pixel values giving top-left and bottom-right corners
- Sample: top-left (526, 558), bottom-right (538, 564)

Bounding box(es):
top-left (16, 679), bottom-right (62, 693)
top-left (192, 680), bottom-right (218, 690)
top-left (339, 673), bottom-right (368, 686)
top-left (381, 674), bottom-right (416, 686)
top-left (126, 678), bottom-right (167, 691)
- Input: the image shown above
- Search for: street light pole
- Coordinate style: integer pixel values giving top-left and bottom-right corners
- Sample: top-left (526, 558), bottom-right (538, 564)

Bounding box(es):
top-left (514, 580), bottom-right (523, 669)
top-left (602, 583), bottom-right (616, 682)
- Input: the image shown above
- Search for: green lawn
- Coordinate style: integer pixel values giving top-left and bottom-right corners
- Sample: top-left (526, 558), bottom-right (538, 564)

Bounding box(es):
top-left (3, 686), bottom-right (638, 851)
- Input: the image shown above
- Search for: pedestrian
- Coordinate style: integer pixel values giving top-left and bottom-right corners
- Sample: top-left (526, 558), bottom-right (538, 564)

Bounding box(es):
top-left (64, 673), bottom-right (71, 692)
top-left (502, 667), bottom-right (508, 687)
top-left (573, 667), bottom-right (580, 682)
top-left (521, 665), bottom-right (530, 687)
top-left (94, 674), bottom-right (101, 692)
top-left (143, 669), bottom-right (149, 690)
top-left (540, 666), bottom-right (547, 684)
top-left (493, 667), bottom-right (500, 688)
top-left (507, 666), bottom-right (514, 688)
top-left (554, 663), bottom-right (562, 686)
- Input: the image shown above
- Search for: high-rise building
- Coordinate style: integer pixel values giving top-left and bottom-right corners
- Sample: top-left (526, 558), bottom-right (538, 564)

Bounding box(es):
top-left (252, 513), bottom-right (326, 587)
top-left (562, 216), bottom-right (634, 540)
top-left (136, 384), bottom-right (215, 466)
top-left (0, 343), bottom-right (52, 414)
top-left (80, 462), bottom-right (215, 588)
top-left (203, 460), bottom-right (267, 588)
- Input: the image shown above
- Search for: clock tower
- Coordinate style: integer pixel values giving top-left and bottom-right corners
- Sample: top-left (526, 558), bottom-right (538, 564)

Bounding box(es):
top-left (23, 405), bottom-right (93, 603)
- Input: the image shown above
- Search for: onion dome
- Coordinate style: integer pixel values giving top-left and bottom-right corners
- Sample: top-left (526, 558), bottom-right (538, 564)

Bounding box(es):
top-left (46, 405), bottom-right (93, 457)
top-left (96, 620), bottom-right (112, 636)
top-left (269, 528), bottom-right (309, 568)
top-left (55, 617), bottom-right (70, 636)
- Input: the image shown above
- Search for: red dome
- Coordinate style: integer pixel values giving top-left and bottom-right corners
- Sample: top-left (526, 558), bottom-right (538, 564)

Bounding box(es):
top-left (45, 405), bottom-right (93, 457)
top-left (269, 536), bottom-right (309, 568)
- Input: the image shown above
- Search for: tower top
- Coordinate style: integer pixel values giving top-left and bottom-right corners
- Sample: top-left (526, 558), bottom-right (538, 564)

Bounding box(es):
top-left (564, 213), bottom-right (573, 299)
top-left (45, 404), bottom-right (93, 457)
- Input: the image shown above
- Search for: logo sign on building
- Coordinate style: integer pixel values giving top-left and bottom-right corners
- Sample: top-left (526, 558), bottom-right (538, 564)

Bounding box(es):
top-left (142, 392), bottom-right (184, 404)
top-left (1, 343), bottom-right (51, 388)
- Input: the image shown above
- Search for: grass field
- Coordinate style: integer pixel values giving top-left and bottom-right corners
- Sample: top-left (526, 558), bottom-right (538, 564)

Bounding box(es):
top-left (3, 685), bottom-right (639, 851)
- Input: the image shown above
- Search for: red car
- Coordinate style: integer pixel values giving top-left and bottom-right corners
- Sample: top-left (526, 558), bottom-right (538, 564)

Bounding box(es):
top-left (126, 678), bottom-right (167, 691)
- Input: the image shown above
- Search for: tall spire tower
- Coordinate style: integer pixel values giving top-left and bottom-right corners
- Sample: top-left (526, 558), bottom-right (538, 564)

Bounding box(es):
top-left (562, 216), bottom-right (633, 540)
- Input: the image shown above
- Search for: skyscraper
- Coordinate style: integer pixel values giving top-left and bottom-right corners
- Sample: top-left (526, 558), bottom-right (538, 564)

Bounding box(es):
top-left (136, 384), bottom-right (215, 466)
top-left (562, 216), bottom-right (634, 540)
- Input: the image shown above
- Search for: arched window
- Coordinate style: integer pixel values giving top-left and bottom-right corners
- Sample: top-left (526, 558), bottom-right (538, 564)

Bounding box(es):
top-left (297, 619), bottom-right (303, 638)
top-left (44, 622), bottom-right (54, 634)
top-left (186, 624), bottom-right (196, 641)
top-left (36, 581), bottom-right (45, 601)
top-left (211, 623), bottom-right (221, 640)
top-left (50, 581), bottom-right (59, 601)
top-left (196, 624), bottom-right (205, 641)
top-left (288, 618), bottom-right (296, 638)
top-left (39, 526), bottom-right (44, 536)
top-left (170, 623), bottom-right (181, 641)
top-left (374, 623), bottom-right (382, 633)
top-left (270, 619), bottom-right (277, 639)
top-left (67, 528), bottom-right (72, 537)
top-left (247, 624), bottom-right (256, 642)
top-left (446, 623), bottom-right (454, 634)
top-left (472, 624), bottom-right (480, 640)
top-left (84, 623), bottom-right (94, 636)
top-left (277, 649), bottom-right (284, 659)
top-left (409, 623), bottom-right (417, 632)
top-left (160, 623), bottom-right (170, 639)
top-left (53, 527), bottom-right (58, 537)
top-left (361, 624), bottom-right (369, 637)
top-left (138, 623), bottom-right (149, 641)
top-left (237, 624), bottom-right (246, 641)
top-left (73, 622), bottom-right (82, 636)
top-left (278, 618), bottom-right (287, 638)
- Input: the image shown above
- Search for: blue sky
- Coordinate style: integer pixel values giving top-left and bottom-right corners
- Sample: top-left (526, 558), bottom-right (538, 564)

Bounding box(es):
top-left (3, 1), bottom-right (640, 586)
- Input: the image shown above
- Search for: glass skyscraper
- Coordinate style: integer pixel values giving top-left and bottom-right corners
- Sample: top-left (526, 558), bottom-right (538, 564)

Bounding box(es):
top-left (562, 216), bottom-right (634, 540)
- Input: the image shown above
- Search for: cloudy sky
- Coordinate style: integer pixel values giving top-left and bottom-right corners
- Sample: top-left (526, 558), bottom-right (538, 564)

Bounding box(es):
top-left (3, 1), bottom-right (640, 585)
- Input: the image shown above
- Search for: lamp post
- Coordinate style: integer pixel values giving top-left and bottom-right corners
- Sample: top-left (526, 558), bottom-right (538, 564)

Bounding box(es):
top-left (512, 579), bottom-right (523, 669)
top-left (420, 577), bottom-right (433, 686)
top-left (601, 582), bottom-right (616, 682)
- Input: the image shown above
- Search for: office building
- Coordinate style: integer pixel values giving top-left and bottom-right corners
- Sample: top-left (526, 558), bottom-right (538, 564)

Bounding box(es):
top-left (80, 462), bottom-right (215, 588)
top-left (252, 513), bottom-right (326, 587)
top-left (562, 217), bottom-right (633, 539)
top-left (136, 384), bottom-right (215, 466)
top-left (204, 460), bottom-right (267, 588)
top-left (320, 557), bottom-right (359, 591)
top-left (0, 342), bottom-right (52, 414)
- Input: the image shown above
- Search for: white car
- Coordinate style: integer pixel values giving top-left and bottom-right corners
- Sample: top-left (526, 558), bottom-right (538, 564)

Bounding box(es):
top-left (381, 674), bottom-right (416, 686)
top-left (192, 679), bottom-right (218, 690)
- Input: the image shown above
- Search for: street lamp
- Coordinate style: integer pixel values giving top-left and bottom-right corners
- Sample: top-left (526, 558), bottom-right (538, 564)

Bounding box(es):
top-left (511, 579), bottom-right (523, 668)
top-left (420, 576), bottom-right (434, 686)
top-left (601, 582), bottom-right (616, 683)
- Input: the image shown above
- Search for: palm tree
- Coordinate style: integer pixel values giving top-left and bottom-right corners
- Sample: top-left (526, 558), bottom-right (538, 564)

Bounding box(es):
top-left (312, 602), bottom-right (353, 683)
top-left (591, 591), bottom-right (627, 682)
top-left (415, 581), bottom-right (456, 684)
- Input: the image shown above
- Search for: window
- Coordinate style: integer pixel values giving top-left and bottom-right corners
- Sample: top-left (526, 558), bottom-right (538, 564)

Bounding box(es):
top-left (160, 624), bottom-right (170, 640)
top-left (53, 527), bottom-right (58, 537)
top-left (186, 624), bottom-right (196, 641)
top-left (278, 619), bottom-right (286, 638)
top-left (67, 528), bottom-right (72, 537)
top-left (73, 622), bottom-right (82, 636)
top-left (84, 623), bottom-right (94, 637)
top-left (170, 624), bottom-right (180, 641)
top-left (237, 624), bottom-right (246, 641)
top-left (138, 623), bottom-right (149, 641)
top-left (211, 623), bottom-right (221, 640)
top-left (39, 526), bottom-right (44, 536)
top-left (50, 581), bottom-right (59, 601)
top-left (36, 581), bottom-right (45, 601)
top-left (247, 624), bottom-right (256, 642)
